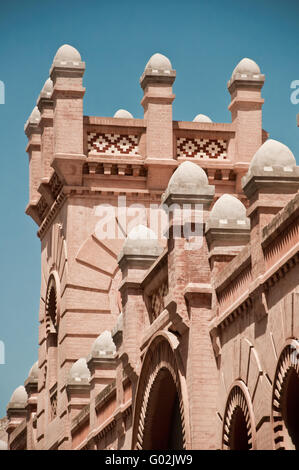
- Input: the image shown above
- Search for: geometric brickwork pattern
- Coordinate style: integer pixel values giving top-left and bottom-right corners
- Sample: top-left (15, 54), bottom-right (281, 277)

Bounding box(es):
top-left (177, 137), bottom-right (227, 159)
top-left (88, 133), bottom-right (139, 156)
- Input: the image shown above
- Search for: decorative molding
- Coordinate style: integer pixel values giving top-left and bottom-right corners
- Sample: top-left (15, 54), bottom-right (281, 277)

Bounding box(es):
top-left (271, 340), bottom-right (299, 450)
top-left (222, 382), bottom-right (256, 450)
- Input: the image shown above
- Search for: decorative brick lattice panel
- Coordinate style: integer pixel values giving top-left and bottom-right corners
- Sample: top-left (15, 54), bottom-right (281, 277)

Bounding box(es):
top-left (150, 281), bottom-right (169, 322)
top-left (177, 137), bottom-right (227, 159)
top-left (88, 133), bottom-right (139, 156)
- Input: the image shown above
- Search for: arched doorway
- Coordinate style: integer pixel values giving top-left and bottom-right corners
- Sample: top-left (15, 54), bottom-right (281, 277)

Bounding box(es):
top-left (222, 382), bottom-right (255, 450)
top-left (272, 341), bottom-right (299, 450)
top-left (132, 333), bottom-right (189, 450)
top-left (142, 367), bottom-right (183, 450)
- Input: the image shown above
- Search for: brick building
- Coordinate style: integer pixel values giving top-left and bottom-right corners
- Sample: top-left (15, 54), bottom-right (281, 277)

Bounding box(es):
top-left (4, 45), bottom-right (299, 450)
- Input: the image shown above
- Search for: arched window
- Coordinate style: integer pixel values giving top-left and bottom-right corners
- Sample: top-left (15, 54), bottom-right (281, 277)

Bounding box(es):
top-left (272, 341), bottom-right (299, 450)
top-left (132, 335), bottom-right (188, 450)
top-left (223, 383), bottom-right (255, 450)
top-left (142, 367), bottom-right (183, 450)
top-left (45, 274), bottom-right (60, 421)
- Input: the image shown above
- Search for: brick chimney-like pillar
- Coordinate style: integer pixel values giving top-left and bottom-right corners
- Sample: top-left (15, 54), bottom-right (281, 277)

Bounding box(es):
top-left (24, 107), bottom-right (41, 224)
top-left (49, 44), bottom-right (86, 185)
top-left (140, 53), bottom-right (177, 190)
top-left (37, 78), bottom-right (54, 205)
top-left (228, 58), bottom-right (265, 164)
top-left (162, 161), bottom-right (218, 449)
top-left (118, 226), bottom-right (163, 400)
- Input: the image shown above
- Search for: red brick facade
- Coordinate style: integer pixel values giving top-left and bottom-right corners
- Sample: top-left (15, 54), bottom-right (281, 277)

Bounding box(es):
top-left (5, 48), bottom-right (299, 450)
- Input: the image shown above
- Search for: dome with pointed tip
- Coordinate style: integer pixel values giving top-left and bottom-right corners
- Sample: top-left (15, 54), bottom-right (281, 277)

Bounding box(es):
top-left (113, 109), bottom-right (133, 119)
top-left (0, 440), bottom-right (7, 450)
top-left (29, 106), bottom-right (41, 124)
top-left (167, 161), bottom-right (209, 192)
top-left (210, 194), bottom-right (247, 221)
top-left (53, 44), bottom-right (82, 63)
top-left (232, 58), bottom-right (261, 77)
top-left (127, 224), bottom-right (157, 241)
top-left (68, 358), bottom-right (90, 382)
top-left (40, 78), bottom-right (53, 98)
top-left (193, 114), bottom-right (212, 123)
top-left (145, 53), bottom-right (172, 72)
top-left (9, 386), bottom-right (28, 407)
top-left (249, 139), bottom-right (296, 169)
top-left (27, 361), bottom-right (38, 381)
top-left (91, 331), bottom-right (116, 357)
top-left (120, 225), bottom-right (162, 260)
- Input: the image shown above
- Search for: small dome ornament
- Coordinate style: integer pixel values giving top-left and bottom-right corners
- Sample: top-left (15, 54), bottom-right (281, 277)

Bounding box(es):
top-left (53, 44), bottom-right (82, 64)
top-left (162, 161), bottom-right (215, 207)
top-left (113, 109), bottom-right (133, 119)
top-left (50, 44), bottom-right (85, 76)
top-left (40, 78), bottom-right (53, 99)
top-left (208, 194), bottom-right (250, 228)
top-left (68, 358), bottom-right (90, 383)
top-left (193, 114), bottom-right (212, 123)
top-left (145, 53), bottom-right (172, 72)
top-left (27, 361), bottom-right (38, 381)
top-left (232, 57), bottom-right (261, 78)
top-left (242, 139), bottom-right (299, 195)
top-left (249, 139), bottom-right (296, 171)
top-left (167, 161), bottom-right (209, 192)
top-left (8, 385), bottom-right (28, 408)
top-left (26, 106), bottom-right (41, 127)
top-left (91, 330), bottom-right (116, 358)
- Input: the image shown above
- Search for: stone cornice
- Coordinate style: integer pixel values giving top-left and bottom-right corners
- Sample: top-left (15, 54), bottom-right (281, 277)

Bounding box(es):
top-left (214, 244), bottom-right (251, 292)
top-left (262, 192), bottom-right (299, 248)
top-left (212, 239), bottom-right (299, 331)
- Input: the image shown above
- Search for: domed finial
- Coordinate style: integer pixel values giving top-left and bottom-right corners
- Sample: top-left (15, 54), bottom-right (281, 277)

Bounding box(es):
top-left (228, 57), bottom-right (264, 90)
top-left (29, 106), bottom-right (41, 124)
top-left (50, 44), bottom-right (85, 76)
top-left (193, 114), bottom-right (212, 123)
top-left (232, 58), bottom-right (261, 78)
top-left (91, 331), bottom-right (116, 358)
top-left (113, 109), bottom-right (133, 119)
top-left (24, 106), bottom-right (41, 133)
top-left (242, 139), bottom-right (298, 192)
top-left (249, 139), bottom-right (296, 170)
top-left (145, 53), bottom-right (172, 72)
top-left (27, 361), bottom-right (38, 382)
top-left (118, 225), bottom-right (163, 265)
top-left (162, 161), bottom-right (215, 206)
top-left (68, 358), bottom-right (90, 383)
top-left (167, 161), bottom-right (209, 193)
top-left (53, 44), bottom-right (82, 63)
top-left (140, 52), bottom-right (175, 89)
top-left (8, 385), bottom-right (28, 409)
top-left (208, 194), bottom-right (250, 227)
top-left (40, 78), bottom-right (53, 99)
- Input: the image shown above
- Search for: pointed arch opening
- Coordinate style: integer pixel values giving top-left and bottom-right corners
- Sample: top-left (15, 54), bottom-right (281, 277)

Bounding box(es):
top-left (222, 382), bottom-right (256, 450)
top-left (132, 333), bottom-right (189, 450)
top-left (272, 340), bottom-right (299, 450)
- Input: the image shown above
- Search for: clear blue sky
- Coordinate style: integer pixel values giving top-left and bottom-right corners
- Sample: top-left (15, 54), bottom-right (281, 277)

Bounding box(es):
top-left (0, 0), bottom-right (298, 417)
